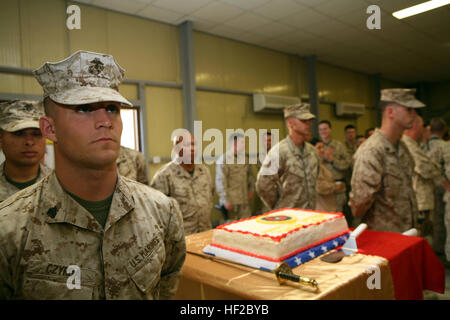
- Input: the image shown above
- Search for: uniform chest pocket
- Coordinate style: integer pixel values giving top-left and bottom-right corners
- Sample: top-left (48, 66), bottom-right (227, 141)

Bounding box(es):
top-left (171, 181), bottom-right (190, 198)
top-left (128, 260), bottom-right (162, 299)
top-left (126, 238), bottom-right (164, 299)
top-left (22, 260), bottom-right (98, 300)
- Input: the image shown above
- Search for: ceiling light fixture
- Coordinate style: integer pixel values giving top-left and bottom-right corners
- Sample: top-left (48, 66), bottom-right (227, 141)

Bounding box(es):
top-left (392, 0), bottom-right (450, 19)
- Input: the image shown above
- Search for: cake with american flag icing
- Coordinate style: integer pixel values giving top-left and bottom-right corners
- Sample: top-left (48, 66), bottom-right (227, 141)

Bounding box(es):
top-left (210, 208), bottom-right (349, 262)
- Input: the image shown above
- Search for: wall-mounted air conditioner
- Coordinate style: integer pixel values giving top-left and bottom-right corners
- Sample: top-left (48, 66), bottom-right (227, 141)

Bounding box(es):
top-left (253, 93), bottom-right (301, 113)
top-left (336, 102), bottom-right (365, 116)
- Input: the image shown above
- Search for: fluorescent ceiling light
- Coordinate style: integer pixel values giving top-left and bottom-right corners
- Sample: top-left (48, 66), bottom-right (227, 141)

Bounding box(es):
top-left (392, 0), bottom-right (450, 19)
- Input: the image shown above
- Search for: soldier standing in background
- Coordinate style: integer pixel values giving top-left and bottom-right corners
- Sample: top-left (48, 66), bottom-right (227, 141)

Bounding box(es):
top-left (151, 132), bottom-right (214, 235)
top-left (117, 145), bottom-right (149, 185)
top-left (0, 100), bottom-right (52, 202)
top-left (0, 51), bottom-right (185, 299)
top-left (443, 143), bottom-right (450, 264)
top-left (314, 141), bottom-right (343, 213)
top-left (426, 118), bottom-right (450, 257)
top-left (216, 133), bottom-right (254, 221)
top-left (318, 120), bottom-right (352, 221)
top-left (256, 104), bottom-right (320, 210)
top-left (350, 88), bottom-right (423, 233)
top-left (344, 124), bottom-right (357, 156)
top-left (402, 115), bottom-right (450, 243)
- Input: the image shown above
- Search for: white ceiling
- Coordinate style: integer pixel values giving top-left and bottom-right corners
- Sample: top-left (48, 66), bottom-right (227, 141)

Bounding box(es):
top-left (74, 0), bottom-right (450, 84)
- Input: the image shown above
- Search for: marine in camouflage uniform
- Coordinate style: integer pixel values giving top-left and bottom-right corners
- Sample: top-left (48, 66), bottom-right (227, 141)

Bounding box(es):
top-left (216, 139), bottom-right (255, 220)
top-left (443, 143), bottom-right (450, 261)
top-left (256, 104), bottom-right (320, 210)
top-left (425, 119), bottom-right (450, 256)
top-left (0, 172), bottom-right (184, 299)
top-left (0, 100), bottom-right (52, 202)
top-left (151, 160), bottom-right (214, 235)
top-left (117, 145), bottom-right (149, 185)
top-left (0, 51), bottom-right (185, 299)
top-left (318, 121), bottom-right (352, 214)
top-left (350, 89), bottom-right (424, 233)
top-left (0, 162), bottom-right (51, 202)
top-left (314, 141), bottom-right (342, 213)
top-left (402, 116), bottom-right (448, 240)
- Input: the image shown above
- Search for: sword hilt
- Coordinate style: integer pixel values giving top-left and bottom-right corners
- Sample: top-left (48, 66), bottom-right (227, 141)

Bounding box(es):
top-left (274, 262), bottom-right (318, 289)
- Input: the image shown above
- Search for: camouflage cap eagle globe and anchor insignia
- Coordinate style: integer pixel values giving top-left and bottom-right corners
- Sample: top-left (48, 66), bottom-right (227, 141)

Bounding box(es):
top-left (33, 50), bottom-right (132, 107)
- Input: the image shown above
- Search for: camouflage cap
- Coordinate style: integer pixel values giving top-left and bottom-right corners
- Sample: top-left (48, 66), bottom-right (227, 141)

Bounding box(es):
top-left (33, 50), bottom-right (132, 106)
top-left (0, 100), bottom-right (44, 132)
top-left (380, 88), bottom-right (425, 108)
top-left (284, 103), bottom-right (316, 120)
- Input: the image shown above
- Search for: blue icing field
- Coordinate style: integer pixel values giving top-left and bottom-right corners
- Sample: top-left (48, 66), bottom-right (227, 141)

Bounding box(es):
top-left (283, 233), bottom-right (350, 268)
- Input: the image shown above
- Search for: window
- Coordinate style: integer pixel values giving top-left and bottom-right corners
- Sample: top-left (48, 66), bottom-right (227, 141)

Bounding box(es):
top-left (120, 106), bottom-right (142, 152)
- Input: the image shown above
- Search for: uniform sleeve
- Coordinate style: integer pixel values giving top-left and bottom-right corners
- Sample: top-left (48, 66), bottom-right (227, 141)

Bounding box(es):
top-left (444, 142), bottom-right (450, 181)
top-left (199, 167), bottom-right (213, 232)
top-left (316, 164), bottom-right (336, 196)
top-left (350, 148), bottom-right (383, 216)
top-left (0, 212), bottom-right (20, 300)
top-left (415, 147), bottom-right (445, 185)
top-left (215, 161), bottom-right (228, 204)
top-left (255, 147), bottom-right (282, 210)
top-left (136, 153), bottom-right (149, 185)
top-left (0, 244), bottom-right (13, 299)
top-left (331, 141), bottom-right (351, 171)
top-left (150, 169), bottom-right (170, 196)
top-left (427, 143), bottom-right (444, 168)
top-left (404, 137), bottom-right (443, 182)
top-left (159, 198), bottom-right (186, 300)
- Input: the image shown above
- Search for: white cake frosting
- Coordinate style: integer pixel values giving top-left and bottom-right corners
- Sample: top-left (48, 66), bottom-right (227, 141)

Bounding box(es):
top-left (211, 209), bottom-right (349, 261)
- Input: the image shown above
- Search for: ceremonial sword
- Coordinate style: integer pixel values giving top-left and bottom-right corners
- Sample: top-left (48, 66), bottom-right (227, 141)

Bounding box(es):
top-left (187, 250), bottom-right (318, 289)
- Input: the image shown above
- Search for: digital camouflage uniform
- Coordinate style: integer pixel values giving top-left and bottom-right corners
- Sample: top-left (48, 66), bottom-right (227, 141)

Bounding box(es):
top-left (442, 142), bottom-right (450, 261)
top-left (256, 103), bottom-right (319, 211)
top-left (151, 160), bottom-right (214, 235)
top-left (0, 100), bottom-right (52, 202)
top-left (351, 129), bottom-right (418, 233)
top-left (117, 146), bottom-right (149, 185)
top-left (315, 162), bottom-right (338, 213)
top-left (0, 50), bottom-right (187, 299)
top-left (350, 88), bottom-right (425, 233)
top-left (402, 134), bottom-right (445, 238)
top-left (0, 172), bottom-right (185, 299)
top-left (345, 141), bottom-right (357, 156)
top-left (215, 152), bottom-right (254, 220)
top-left (257, 136), bottom-right (320, 210)
top-left (426, 135), bottom-right (450, 254)
top-left (322, 139), bottom-right (352, 213)
top-left (0, 162), bottom-right (51, 202)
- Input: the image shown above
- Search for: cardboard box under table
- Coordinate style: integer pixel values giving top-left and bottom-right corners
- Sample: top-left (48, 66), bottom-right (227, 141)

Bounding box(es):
top-left (174, 230), bottom-right (395, 300)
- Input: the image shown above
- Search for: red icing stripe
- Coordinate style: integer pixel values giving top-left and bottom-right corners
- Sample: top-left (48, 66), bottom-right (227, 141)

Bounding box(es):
top-left (216, 208), bottom-right (345, 242)
top-left (210, 230), bottom-right (349, 262)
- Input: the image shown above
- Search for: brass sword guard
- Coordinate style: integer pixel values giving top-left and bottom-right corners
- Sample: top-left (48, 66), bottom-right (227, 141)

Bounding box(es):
top-left (274, 262), bottom-right (318, 289)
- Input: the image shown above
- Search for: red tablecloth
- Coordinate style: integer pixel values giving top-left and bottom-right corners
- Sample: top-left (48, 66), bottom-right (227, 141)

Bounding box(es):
top-left (355, 229), bottom-right (445, 300)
